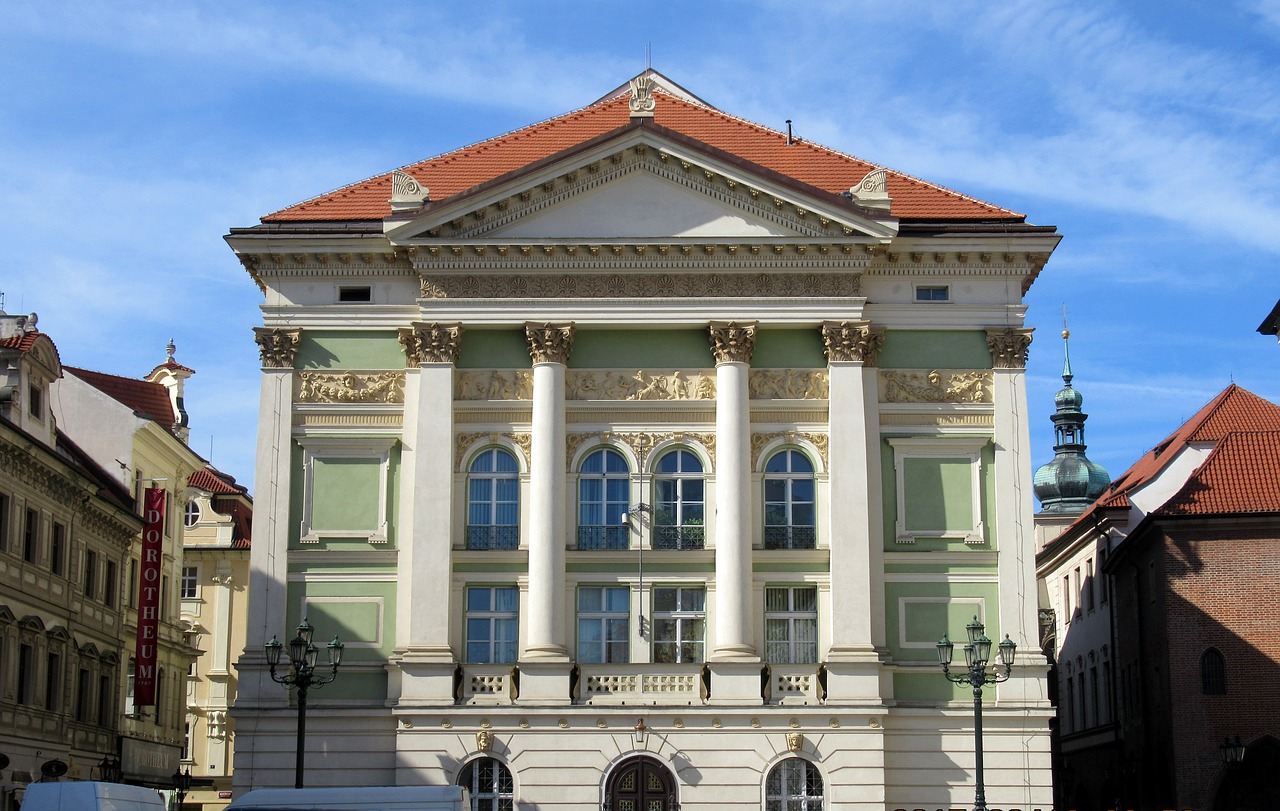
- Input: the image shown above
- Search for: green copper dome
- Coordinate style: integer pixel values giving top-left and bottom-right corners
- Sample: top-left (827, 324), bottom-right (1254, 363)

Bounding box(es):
top-left (1034, 330), bottom-right (1110, 513)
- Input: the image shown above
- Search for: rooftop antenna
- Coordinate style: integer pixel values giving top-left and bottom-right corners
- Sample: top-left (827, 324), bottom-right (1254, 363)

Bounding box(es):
top-left (645, 43), bottom-right (651, 70)
top-left (786, 119), bottom-right (793, 146)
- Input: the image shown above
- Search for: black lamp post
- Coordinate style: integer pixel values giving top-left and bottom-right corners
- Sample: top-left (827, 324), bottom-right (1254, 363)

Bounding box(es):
top-left (1220, 735), bottom-right (1246, 764)
top-left (937, 616), bottom-right (1017, 811)
top-left (264, 617), bottom-right (344, 789)
top-left (97, 754), bottom-right (122, 783)
top-left (172, 765), bottom-right (192, 809)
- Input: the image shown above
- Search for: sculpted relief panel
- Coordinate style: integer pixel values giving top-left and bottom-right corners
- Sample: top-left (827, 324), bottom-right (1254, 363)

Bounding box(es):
top-left (455, 369), bottom-right (828, 401)
top-left (878, 370), bottom-right (991, 404)
top-left (297, 371), bottom-right (406, 404)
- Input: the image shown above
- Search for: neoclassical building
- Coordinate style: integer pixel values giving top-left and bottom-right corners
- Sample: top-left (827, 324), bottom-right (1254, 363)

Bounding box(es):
top-left (227, 71), bottom-right (1058, 809)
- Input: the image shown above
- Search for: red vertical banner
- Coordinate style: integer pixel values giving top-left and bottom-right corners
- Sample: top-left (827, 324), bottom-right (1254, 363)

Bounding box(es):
top-left (134, 487), bottom-right (164, 706)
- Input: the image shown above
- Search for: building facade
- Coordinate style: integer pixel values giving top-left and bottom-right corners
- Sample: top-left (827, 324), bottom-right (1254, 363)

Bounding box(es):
top-left (1038, 385), bottom-right (1280, 810)
top-left (180, 466), bottom-right (252, 811)
top-left (0, 312), bottom-right (143, 810)
top-left (227, 72), bottom-right (1058, 808)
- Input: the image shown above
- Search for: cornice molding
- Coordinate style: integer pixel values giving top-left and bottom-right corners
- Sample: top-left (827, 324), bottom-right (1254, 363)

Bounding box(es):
top-left (420, 270), bottom-right (862, 299)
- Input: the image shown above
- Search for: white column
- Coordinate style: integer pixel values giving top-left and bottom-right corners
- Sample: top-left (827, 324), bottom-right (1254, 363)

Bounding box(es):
top-left (821, 321), bottom-right (892, 702)
top-left (390, 325), bottom-right (460, 706)
top-left (233, 328), bottom-right (299, 795)
top-left (987, 328), bottom-right (1051, 706)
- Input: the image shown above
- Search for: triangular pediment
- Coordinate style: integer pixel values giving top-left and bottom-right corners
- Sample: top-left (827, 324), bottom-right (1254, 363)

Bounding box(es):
top-left (386, 125), bottom-right (897, 244)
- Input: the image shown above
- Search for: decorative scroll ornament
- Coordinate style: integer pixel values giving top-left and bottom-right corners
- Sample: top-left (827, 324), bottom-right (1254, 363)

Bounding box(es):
top-left (821, 320), bottom-right (885, 365)
top-left (399, 323), bottom-right (462, 365)
top-left (708, 321), bottom-right (756, 364)
top-left (748, 370), bottom-right (828, 399)
top-left (629, 75), bottom-right (656, 118)
top-left (566, 370), bottom-right (717, 401)
top-left (297, 371), bottom-right (405, 403)
top-left (985, 327), bottom-right (1034, 369)
top-left (456, 432), bottom-right (531, 471)
top-left (751, 432), bottom-right (829, 468)
top-left (253, 327), bottom-right (301, 369)
top-left (456, 371), bottom-right (535, 400)
top-left (849, 168), bottom-right (891, 211)
top-left (525, 323), bottom-right (575, 365)
top-left (389, 169), bottom-right (429, 211)
top-left (880, 370), bottom-right (991, 403)
top-left (601, 431), bottom-right (717, 467)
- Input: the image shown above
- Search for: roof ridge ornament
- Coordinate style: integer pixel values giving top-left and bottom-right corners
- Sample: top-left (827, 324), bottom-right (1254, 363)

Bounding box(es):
top-left (390, 170), bottom-right (430, 211)
top-left (850, 168), bottom-right (891, 212)
top-left (629, 75), bottom-right (656, 119)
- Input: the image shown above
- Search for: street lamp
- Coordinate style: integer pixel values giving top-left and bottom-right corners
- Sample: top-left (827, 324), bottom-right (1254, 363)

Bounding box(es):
top-left (97, 754), bottom-right (122, 783)
top-left (1220, 735), bottom-right (1246, 764)
top-left (937, 616), bottom-right (1016, 811)
top-left (264, 617), bottom-right (344, 789)
top-left (172, 765), bottom-right (192, 809)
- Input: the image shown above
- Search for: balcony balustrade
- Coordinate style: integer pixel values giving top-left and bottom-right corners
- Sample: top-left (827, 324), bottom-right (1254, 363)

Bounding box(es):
top-left (465, 526), bottom-right (519, 551)
top-left (763, 525), bottom-right (817, 550)
top-left (575, 663), bottom-right (706, 705)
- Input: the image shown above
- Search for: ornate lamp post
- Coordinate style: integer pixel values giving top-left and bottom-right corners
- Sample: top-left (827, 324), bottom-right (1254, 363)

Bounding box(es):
top-left (1220, 735), bottom-right (1246, 764)
top-left (97, 754), bottom-right (122, 783)
top-left (171, 765), bottom-right (192, 809)
top-left (264, 617), bottom-right (344, 788)
top-left (937, 616), bottom-right (1016, 811)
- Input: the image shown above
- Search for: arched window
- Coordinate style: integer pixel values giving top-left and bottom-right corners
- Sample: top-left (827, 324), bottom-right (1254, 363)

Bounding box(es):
top-left (184, 500), bottom-right (201, 528)
top-left (467, 449), bottom-right (519, 550)
top-left (653, 449), bottom-right (704, 550)
top-left (1201, 647), bottom-right (1226, 695)
top-left (578, 448), bottom-right (630, 550)
top-left (764, 450), bottom-right (816, 549)
top-left (458, 757), bottom-right (514, 811)
top-left (765, 757), bottom-right (824, 811)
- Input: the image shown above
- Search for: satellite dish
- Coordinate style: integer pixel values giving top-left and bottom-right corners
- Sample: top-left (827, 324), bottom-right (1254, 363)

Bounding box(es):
top-left (40, 759), bottom-right (68, 779)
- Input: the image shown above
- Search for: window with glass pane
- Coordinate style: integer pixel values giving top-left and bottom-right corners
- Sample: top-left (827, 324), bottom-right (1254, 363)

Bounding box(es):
top-left (764, 586), bottom-right (818, 664)
top-left (652, 586), bottom-right (705, 663)
top-left (181, 566), bottom-right (199, 600)
top-left (467, 449), bottom-right (520, 550)
top-left (578, 448), bottom-right (630, 550)
top-left (764, 450), bottom-right (816, 549)
top-left (765, 757), bottom-right (824, 811)
top-left (458, 757), bottom-right (514, 811)
top-left (466, 586), bottom-right (519, 663)
top-left (652, 449), bottom-right (705, 550)
top-left (577, 586), bottom-right (630, 663)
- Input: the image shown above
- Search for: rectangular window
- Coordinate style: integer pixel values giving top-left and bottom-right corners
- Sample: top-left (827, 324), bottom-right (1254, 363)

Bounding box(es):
top-left (915, 285), bottom-right (950, 302)
top-left (1091, 666), bottom-right (1100, 727)
top-left (1099, 549), bottom-right (1109, 604)
top-left (51, 522), bottom-right (66, 575)
top-left (181, 566), bottom-right (199, 600)
top-left (45, 652), bottom-right (61, 710)
top-left (84, 549), bottom-right (98, 599)
top-left (1086, 559), bottom-right (1096, 611)
top-left (651, 586), bottom-right (706, 663)
top-left (104, 560), bottom-right (118, 608)
top-left (125, 659), bottom-right (136, 717)
top-left (576, 586), bottom-right (630, 664)
top-left (97, 674), bottom-right (112, 726)
top-left (1073, 567), bottom-right (1081, 615)
top-left (764, 586), bottom-right (818, 664)
top-left (128, 558), bottom-right (138, 608)
top-left (1065, 677), bottom-right (1075, 734)
top-left (1062, 575), bottom-right (1072, 622)
top-left (28, 383), bottom-right (42, 419)
top-left (182, 721), bottom-right (192, 761)
top-left (18, 644), bottom-right (34, 704)
top-left (162, 576), bottom-right (169, 619)
top-left (1101, 661), bottom-right (1112, 725)
top-left (0, 492), bottom-right (9, 552)
top-left (23, 508), bottom-right (39, 563)
top-left (338, 285), bottom-right (372, 302)
top-left (76, 667), bottom-right (91, 722)
top-left (465, 586), bottom-right (519, 664)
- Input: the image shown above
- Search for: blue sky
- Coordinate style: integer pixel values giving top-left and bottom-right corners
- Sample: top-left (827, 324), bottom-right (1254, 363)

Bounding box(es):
top-left (4, 1), bottom-right (1279, 495)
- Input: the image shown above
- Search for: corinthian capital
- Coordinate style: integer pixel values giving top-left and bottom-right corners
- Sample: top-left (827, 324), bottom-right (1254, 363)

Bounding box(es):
top-left (986, 327), bottom-right (1034, 369)
top-left (708, 321), bottom-right (757, 364)
top-left (821, 320), bottom-right (885, 365)
top-left (253, 327), bottom-right (301, 369)
top-left (399, 323), bottom-right (462, 365)
top-left (525, 323), bottom-right (575, 365)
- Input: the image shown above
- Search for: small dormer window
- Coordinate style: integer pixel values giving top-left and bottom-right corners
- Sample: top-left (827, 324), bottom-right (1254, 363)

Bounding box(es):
top-left (338, 286), bottom-right (372, 303)
top-left (915, 285), bottom-right (950, 302)
top-left (28, 384), bottom-right (42, 420)
top-left (184, 501), bottom-right (201, 528)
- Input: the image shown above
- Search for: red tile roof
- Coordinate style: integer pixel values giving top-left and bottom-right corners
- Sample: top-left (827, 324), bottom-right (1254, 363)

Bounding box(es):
top-left (64, 366), bottom-right (176, 431)
top-left (0, 330), bottom-right (41, 351)
top-left (188, 466), bottom-right (247, 496)
top-left (1159, 431), bottom-right (1280, 515)
top-left (1061, 385), bottom-right (1280, 533)
top-left (264, 89), bottom-right (1023, 224)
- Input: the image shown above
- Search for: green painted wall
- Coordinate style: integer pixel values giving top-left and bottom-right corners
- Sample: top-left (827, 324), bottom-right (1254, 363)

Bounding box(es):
top-left (878, 330), bottom-right (990, 369)
top-left (286, 580), bottom-right (397, 701)
top-left (457, 329), bottom-right (530, 369)
top-left (884, 580), bottom-right (999, 664)
top-left (297, 331), bottom-right (404, 370)
top-left (569, 329), bottom-right (711, 369)
top-left (291, 441), bottom-right (401, 548)
top-left (751, 329), bottom-right (825, 369)
top-left (881, 438), bottom-right (995, 550)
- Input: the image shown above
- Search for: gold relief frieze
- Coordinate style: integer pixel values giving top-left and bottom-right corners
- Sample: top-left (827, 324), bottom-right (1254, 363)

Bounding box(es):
top-left (456, 432), bottom-right (532, 471)
top-left (878, 414), bottom-right (994, 427)
top-left (456, 371), bottom-right (535, 401)
top-left (296, 371), bottom-right (406, 404)
top-left (565, 410), bottom-right (714, 425)
top-left (567, 370), bottom-right (716, 401)
top-left (413, 271), bottom-right (862, 298)
top-left (748, 369), bottom-right (828, 400)
top-left (878, 370), bottom-right (991, 404)
top-left (605, 431), bottom-right (717, 468)
top-left (751, 432), bottom-right (829, 468)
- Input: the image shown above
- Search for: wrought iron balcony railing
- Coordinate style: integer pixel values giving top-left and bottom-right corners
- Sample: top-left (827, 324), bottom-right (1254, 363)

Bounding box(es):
top-left (465, 525), bottom-right (519, 550)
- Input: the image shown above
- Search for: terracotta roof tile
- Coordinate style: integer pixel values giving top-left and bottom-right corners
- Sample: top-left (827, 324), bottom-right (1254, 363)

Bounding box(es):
top-left (264, 90), bottom-right (1022, 224)
top-left (64, 366), bottom-right (176, 431)
top-left (0, 330), bottom-right (42, 351)
top-left (188, 466), bottom-right (247, 496)
top-left (1160, 431), bottom-right (1280, 515)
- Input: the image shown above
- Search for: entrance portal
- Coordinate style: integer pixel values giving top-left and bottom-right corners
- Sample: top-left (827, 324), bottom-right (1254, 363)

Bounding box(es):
top-left (604, 755), bottom-right (677, 811)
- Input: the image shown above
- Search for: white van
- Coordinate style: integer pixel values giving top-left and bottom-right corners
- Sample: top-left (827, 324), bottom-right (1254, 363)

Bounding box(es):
top-left (20, 781), bottom-right (167, 811)
top-left (226, 785), bottom-right (468, 810)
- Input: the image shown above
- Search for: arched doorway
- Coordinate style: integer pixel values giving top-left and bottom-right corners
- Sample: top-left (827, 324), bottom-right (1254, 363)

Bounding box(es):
top-left (604, 755), bottom-right (677, 811)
